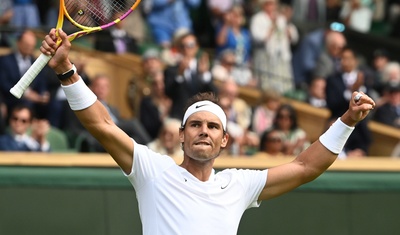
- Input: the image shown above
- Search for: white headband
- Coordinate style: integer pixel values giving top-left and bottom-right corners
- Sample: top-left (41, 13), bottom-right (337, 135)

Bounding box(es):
top-left (182, 101), bottom-right (227, 131)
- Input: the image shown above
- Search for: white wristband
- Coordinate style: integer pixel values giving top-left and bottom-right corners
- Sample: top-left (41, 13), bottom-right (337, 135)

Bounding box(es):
top-left (61, 76), bottom-right (97, 111)
top-left (319, 118), bottom-right (355, 154)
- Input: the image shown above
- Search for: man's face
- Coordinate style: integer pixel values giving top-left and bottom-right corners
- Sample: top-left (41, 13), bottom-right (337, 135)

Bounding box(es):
top-left (10, 109), bottom-right (31, 135)
top-left (179, 35), bottom-right (198, 58)
top-left (18, 32), bottom-right (36, 57)
top-left (180, 111), bottom-right (228, 161)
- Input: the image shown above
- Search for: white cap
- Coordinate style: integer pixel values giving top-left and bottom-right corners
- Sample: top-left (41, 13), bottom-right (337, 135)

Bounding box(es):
top-left (182, 101), bottom-right (227, 131)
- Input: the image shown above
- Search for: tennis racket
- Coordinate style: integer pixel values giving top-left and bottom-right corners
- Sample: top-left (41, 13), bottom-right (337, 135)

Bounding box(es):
top-left (10, 0), bottom-right (141, 98)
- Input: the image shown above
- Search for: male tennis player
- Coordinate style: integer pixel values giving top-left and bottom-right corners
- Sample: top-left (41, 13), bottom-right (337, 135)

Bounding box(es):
top-left (40, 28), bottom-right (375, 235)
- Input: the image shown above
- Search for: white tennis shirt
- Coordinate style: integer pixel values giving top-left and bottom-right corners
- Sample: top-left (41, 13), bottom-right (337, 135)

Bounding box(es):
top-left (126, 141), bottom-right (268, 235)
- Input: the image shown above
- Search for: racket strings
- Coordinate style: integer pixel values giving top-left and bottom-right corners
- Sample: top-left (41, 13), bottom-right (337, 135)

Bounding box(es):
top-left (64, 0), bottom-right (137, 27)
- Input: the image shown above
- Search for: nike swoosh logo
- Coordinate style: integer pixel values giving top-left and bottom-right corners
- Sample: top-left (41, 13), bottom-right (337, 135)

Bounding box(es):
top-left (196, 104), bottom-right (208, 109)
top-left (221, 185), bottom-right (228, 189)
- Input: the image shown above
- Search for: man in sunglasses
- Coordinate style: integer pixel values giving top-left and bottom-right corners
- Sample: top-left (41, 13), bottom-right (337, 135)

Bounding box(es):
top-left (0, 104), bottom-right (50, 151)
top-left (164, 32), bottom-right (218, 119)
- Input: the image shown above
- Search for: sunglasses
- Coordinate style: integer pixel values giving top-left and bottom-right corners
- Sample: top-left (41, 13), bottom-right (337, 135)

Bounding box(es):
top-left (11, 116), bottom-right (29, 124)
top-left (181, 41), bottom-right (196, 49)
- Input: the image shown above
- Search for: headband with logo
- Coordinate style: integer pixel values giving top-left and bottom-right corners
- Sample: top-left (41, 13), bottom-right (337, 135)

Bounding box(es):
top-left (182, 100), bottom-right (227, 131)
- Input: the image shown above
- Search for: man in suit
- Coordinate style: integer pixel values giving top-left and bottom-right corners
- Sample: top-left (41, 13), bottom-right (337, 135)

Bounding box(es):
top-left (325, 47), bottom-right (372, 157)
top-left (164, 32), bottom-right (218, 119)
top-left (373, 83), bottom-right (400, 128)
top-left (0, 29), bottom-right (50, 119)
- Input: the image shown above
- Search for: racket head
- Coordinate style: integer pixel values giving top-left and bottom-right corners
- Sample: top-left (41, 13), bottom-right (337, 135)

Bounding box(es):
top-left (61, 0), bottom-right (141, 38)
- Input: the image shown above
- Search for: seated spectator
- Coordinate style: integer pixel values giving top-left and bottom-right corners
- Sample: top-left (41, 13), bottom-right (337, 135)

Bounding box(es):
top-left (147, 118), bottom-right (183, 159)
top-left (307, 77), bottom-right (327, 108)
top-left (373, 83), bottom-right (400, 128)
top-left (64, 74), bottom-right (151, 152)
top-left (368, 48), bottom-right (391, 100)
top-left (0, 29), bottom-right (50, 119)
top-left (218, 79), bottom-right (258, 156)
top-left (313, 30), bottom-right (347, 81)
top-left (211, 49), bottom-right (256, 87)
top-left (0, 0), bottom-right (13, 47)
top-left (0, 104), bottom-right (50, 152)
top-left (273, 104), bottom-right (310, 156)
top-left (139, 70), bottom-right (172, 140)
top-left (250, 89), bottom-right (282, 136)
top-left (259, 128), bottom-right (285, 157)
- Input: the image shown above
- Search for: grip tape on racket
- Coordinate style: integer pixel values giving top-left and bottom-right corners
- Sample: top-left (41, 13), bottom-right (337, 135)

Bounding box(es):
top-left (10, 53), bottom-right (52, 99)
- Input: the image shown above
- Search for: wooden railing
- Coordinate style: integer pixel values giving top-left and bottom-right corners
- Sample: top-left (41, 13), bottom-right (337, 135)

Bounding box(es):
top-left (1, 152), bottom-right (400, 172)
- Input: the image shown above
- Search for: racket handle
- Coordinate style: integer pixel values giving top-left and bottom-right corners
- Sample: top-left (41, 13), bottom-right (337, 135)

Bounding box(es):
top-left (10, 53), bottom-right (52, 99)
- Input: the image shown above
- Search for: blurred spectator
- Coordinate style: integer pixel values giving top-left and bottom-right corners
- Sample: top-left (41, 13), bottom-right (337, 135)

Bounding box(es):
top-left (94, 11), bottom-right (139, 54)
top-left (143, 0), bottom-right (201, 48)
top-left (207, 0), bottom-right (243, 26)
top-left (211, 49), bottom-right (256, 87)
top-left (64, 74), bottom-right (151, 152)
top-left (147, 117), bottom-right (183, 158)
top-left (0, 29), bottom-right (50, 119)
top-left (215, 4), bottom-right (252, 66)
top-left (368, 48), bottom-right (391, 98)
top-left (373, 83), bottom-right (400, 128)
top-left (292, 0), bottom-right (327, 27)
top-left (90, 74), bottom-right (151, 144)
top-left (313, 30), bottom-right (347, 81)
top-left (250, 88), bottom-right (281, 136)
top-left (273, 104), bottom-right (310, 155)
top-left (0, 0), bottom-right (13, 47)
top-left (139, 70), bottom-right (172, 140)
top-left (292, 23), bottom-right (334, 88)
top-left (250, 0), bottom-right (299, 94)
top-left (11, 0), bottom-right (40, 29)
top-left (128, 48), bottom-right (164, 115)
top-left (218, 79), bottom-right (258, 156)
top-left (164, 32), bottom-right (217, 119)
top-left (382, 62), bottom-right (400, 86)
top-left (340, 0), bottom-right (373, 33)
top-left (0, 104), bottom-right (50, 151)
top-left (376, 61), bottom-right (400, 107)
top-left (325, 47), bottom-right (372, 156)
top-left (259, 128), bottom-right (284, 156)
top-left (306, 77), bottom-right (327, 108)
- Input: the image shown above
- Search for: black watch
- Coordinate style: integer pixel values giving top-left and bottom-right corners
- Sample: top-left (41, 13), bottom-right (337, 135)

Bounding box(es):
top-left (57, 64), bottom-right (77, 81)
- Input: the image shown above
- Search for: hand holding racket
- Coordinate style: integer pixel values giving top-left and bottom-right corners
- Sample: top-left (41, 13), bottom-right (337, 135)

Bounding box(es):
top-left (10, 0), bottom-right (141, 98)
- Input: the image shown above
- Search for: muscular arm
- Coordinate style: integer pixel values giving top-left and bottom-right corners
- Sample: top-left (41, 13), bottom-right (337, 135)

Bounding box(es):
top-left (40, 29), bottom-right (134, 174)
top-left (258, 92), bottom-right (375, 201)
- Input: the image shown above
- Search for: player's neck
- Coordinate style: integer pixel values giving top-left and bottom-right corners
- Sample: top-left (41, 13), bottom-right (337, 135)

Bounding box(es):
top-left (180, 158), bottom-right (215, 182)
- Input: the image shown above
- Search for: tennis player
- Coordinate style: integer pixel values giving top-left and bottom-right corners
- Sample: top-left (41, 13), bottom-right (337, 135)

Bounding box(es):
top-left (40, 28), bottom-right (375, 235)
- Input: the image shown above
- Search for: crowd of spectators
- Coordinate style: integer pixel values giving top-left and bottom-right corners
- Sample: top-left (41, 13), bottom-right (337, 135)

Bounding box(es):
top-left (0, 0), bottom-right (399, 157)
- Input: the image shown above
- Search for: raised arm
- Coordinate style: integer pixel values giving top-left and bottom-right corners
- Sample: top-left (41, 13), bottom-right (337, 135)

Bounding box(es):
top-left (40, 29), bottom-right (134, 174)
top-left (258, 92), bottom-right (375, 201)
